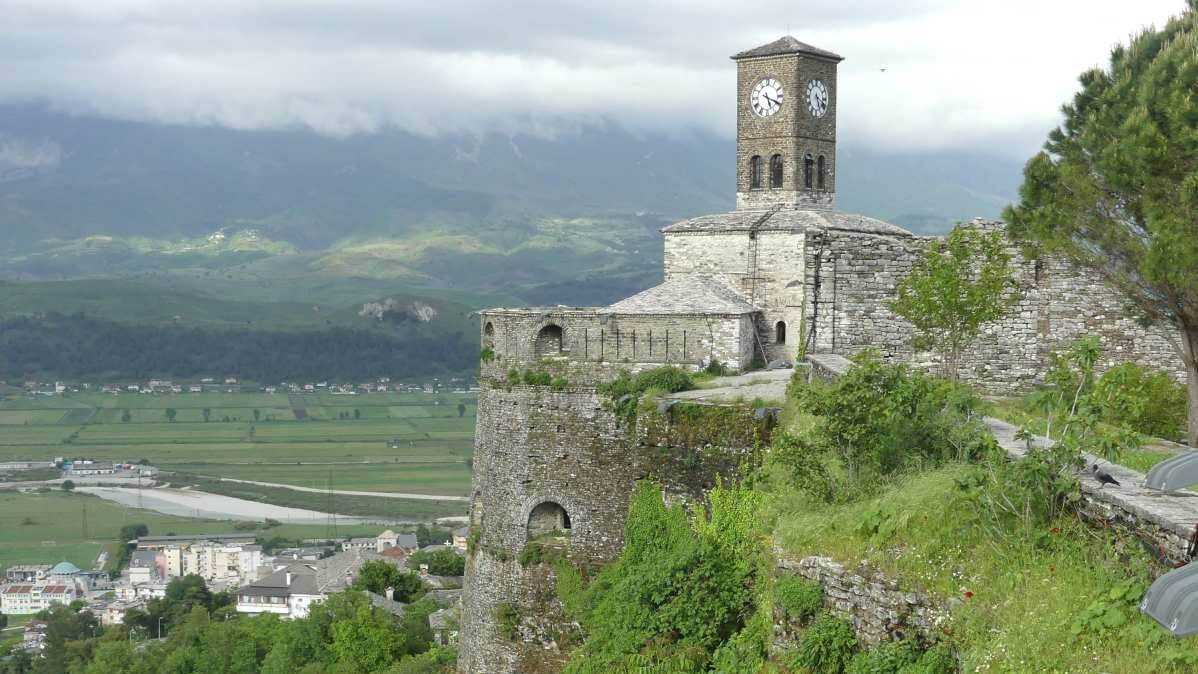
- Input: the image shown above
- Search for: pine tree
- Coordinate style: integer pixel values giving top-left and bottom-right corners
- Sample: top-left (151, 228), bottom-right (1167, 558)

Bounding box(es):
top-left (1005, 1), bottom-right (1198, 442)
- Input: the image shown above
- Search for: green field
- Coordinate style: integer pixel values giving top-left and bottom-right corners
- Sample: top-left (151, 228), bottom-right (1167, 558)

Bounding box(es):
top-left (0, 490), bottom-right (385, 573)
top-left (0, 390), bottom-right (476, 513)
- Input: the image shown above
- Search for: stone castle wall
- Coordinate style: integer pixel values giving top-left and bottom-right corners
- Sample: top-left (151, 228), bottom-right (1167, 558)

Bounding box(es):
top-left (774, 556), bottom-right (947, 649)
top-left (802, 222), bottom-right (1183, 393)
top-left (663, 229), bottom-right (807, 363)
top-left (482, 309), bottom-right (756, 373)
top-left (459, 379), bottom-right (775, 673)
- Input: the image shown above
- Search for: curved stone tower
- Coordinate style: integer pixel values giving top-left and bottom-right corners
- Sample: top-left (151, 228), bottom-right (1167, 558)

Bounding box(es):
top-left (458, 311), bottom-right (775, 673)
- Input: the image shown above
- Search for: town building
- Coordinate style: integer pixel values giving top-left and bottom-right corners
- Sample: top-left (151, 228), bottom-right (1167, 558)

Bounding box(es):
top-left (5, 565), bottom-right (49, 583)
top-left (236, 549), bottom-right (382, 619)
top-left (1, 582), bottom-right (79, 615)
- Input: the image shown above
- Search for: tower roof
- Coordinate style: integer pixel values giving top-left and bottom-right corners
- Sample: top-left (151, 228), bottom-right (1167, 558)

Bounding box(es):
top-left (731, 36), bottom-right (843, 62)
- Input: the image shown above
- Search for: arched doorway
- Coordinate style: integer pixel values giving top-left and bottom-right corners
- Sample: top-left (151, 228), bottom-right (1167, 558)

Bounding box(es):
top-left (775, 321), bottom-right (787, 345)
top-left (527, 501), bottom-right (571, 539)
top-left (534, 325), bottom-right (564, 357)
top-left (483, 322), bottom-right (495, 350)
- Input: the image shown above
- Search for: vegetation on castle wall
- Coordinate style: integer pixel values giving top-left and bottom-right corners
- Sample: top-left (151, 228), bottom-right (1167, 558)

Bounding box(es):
top-left (889, 225), bottom-right (1021, 380)
top-left (775, 576), bottom-right (823, 623)
top-left (598, 366), bottom-right (695, 424)
top-left (559, 479), bottom-right (770, 674)
top-left (996, 337), bottom-right (1187, 455)
top-left (778, 350), bottom-right (994, 502)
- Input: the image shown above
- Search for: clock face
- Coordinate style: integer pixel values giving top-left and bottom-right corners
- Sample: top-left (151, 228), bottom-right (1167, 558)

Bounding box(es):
top-left (807, 79), bottom-right (830, 118)
top-left (750, 78), bottom-right (784, 117)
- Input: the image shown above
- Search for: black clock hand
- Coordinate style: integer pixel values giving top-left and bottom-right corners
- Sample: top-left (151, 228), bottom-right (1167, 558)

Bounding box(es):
top-left (764, 94), bottom-right (781, 107)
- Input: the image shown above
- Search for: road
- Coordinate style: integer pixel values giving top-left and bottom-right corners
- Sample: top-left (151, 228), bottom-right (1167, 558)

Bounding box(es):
top-left (213, 477), bottom-right (469, 502)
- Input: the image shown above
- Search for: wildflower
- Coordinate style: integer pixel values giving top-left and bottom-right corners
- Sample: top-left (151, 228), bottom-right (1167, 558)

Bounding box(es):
top-left (965, 590), bottom-right (974, 599)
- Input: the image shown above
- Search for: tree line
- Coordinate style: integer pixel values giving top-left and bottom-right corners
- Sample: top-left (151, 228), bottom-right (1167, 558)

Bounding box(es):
top-left (0, 313), bottom-right (476, 382)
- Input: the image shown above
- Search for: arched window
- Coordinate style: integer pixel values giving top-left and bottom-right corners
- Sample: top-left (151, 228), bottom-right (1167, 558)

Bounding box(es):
top-left (803, 154), bottom-right (814, 189)
top-left (527, 501), bottom-right (571, 538)
top-left (775, 321), bottom-right (787, 344)
top-left (483, 322), bottom-right (495, 350)
top-left (817, 155), bottom-right (826, 190)
top-left (534, 325), bottom-right (563, 357)
top-left (749, 155), bottom-right (762, 189)
top-left (769, 154), bottom-right (784, 189)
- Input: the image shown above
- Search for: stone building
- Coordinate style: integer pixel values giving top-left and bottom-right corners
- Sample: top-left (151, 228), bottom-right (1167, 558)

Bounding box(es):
top-left (459, 36), bottom-right (1182, 673)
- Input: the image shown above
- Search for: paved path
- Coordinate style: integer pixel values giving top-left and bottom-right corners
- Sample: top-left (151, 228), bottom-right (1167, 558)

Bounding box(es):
top-left (665, 368), bottom-right (793, 404)
top-left (77, 486), bottom-right (398, 525)
top-left (213, 477), bottom-right (469, 502)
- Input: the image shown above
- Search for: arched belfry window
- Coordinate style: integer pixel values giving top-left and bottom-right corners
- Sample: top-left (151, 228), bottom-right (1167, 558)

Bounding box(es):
top-left (775, 321), bottom-right (787, 344)
top-left (803, 154), bottom-right (814, 189)
top-left (817, 155), bottom-right (827, 190)
top-left (749, 155), bottom-right (763, 189)
top-left (483, 322), bottom-right (495, 350)
top-left (769, 154), bottom-right (784, 189)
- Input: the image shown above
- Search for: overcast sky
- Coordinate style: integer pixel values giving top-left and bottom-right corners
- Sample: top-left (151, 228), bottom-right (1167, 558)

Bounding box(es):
top-left (0, 0), bottom-right (1186, 156)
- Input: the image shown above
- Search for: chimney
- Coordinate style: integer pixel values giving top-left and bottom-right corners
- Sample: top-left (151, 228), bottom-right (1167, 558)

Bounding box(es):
top-left (385, 587), bottom-right (394, 601)
top-left (285, 572), bottom-right (292, 587)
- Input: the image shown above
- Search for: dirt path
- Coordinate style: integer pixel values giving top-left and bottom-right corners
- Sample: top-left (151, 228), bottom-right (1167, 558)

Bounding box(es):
top-left (214, 477), bottom-right (469, 502)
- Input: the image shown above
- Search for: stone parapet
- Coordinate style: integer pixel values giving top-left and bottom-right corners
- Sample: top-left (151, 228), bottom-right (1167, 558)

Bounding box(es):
top-left (775, 555), bottom-right (948, 648)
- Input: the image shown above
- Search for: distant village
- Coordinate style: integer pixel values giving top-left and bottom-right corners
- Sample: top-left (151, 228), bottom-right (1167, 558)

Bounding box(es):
top-left (3, 526), bottom-right (469, 655)
top-left (7, 375), bottom-right (478, 398)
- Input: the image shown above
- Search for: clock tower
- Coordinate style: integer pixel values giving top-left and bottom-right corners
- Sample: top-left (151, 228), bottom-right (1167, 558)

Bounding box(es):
top-left (733, 36), bottom-right (843, 211)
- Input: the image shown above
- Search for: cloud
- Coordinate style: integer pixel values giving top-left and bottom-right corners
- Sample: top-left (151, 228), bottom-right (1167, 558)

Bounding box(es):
top-left (0, 0), bottom-right (1185, 154)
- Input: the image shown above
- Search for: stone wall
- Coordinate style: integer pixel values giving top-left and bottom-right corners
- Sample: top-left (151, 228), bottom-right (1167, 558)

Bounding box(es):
top-left (802, 221), bottom-right (1183, 394)
top-left (775, 556), bottom-right (947, 649)
top-left (482, 309), bottom-right (756, 373)
top-left (663, 229), bottom-right (807, 363)
top-left (459, 381), bottom-right (775, 674)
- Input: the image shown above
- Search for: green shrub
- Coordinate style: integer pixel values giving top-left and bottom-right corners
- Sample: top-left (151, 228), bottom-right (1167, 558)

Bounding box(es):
top-left (776, 576), bottom-right (823, 623)
top-left (846, 640), bottom-right (920, 674)
top-left (598, 366), bottom-right (695, 422)
top-left (779, 351), bottom-right (995, 501)
top-left (506, 368), bottom-right (520, 386)
top-left (407, 548), bottom-right (465, 576)
top-left (550, 376), bottom-right (570, 391)
top-left (518, 542), bottom-right (564, 567)
top-left (846, 641), bottom-right (956, 674)
top-left (562, 480), bottom-right (766, 673)
top-left (1091, 362), bottom-right (1185, 440)
top-left (522, 370), bottom-right (552, 386)
top-left (704, 360), bottom-right (730, 377)
top-left (792, 611), bottom-right (859, 674)
top-left (480, 347), bottom-right (496, 363)
top-left (494, 603), bottom-right (519, 641)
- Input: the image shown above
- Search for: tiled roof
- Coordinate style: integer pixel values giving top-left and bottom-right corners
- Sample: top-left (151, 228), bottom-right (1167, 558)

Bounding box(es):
top-left (662, 208), bottom-right (913, 237)
top-left (605, 276), bottom-right (758, 316)
top-left (41, 585), bottom-right (70, 594)
top-left (3, 585), bottom-right (32, 594)
top-left (732, 36), bottom-right (843, 62)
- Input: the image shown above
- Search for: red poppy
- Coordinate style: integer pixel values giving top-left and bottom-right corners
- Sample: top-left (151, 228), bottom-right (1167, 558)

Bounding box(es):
top-left (1050, 527), bottom-right (1060, 535)
top-left (965, 591), bottom-right (974, 599)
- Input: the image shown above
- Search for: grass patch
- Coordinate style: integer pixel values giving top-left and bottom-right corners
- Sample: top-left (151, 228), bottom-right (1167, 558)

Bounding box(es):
top-left (769, 461), bottom-right (1198, 672)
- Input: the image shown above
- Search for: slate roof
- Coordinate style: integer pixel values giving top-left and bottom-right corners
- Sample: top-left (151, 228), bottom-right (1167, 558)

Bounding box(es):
top-left (605, 276), bottom-right (759, 316)
top-left (129, 550), bottom-right (158, 568)
top-left (398, 533), bottom-right (419, 549)
top-left (239, 549), bottom-right (379, 598)
top-left (662, 208), bottom-right (913, 237)
top-left (732, 36), bottom-right (843, 62)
